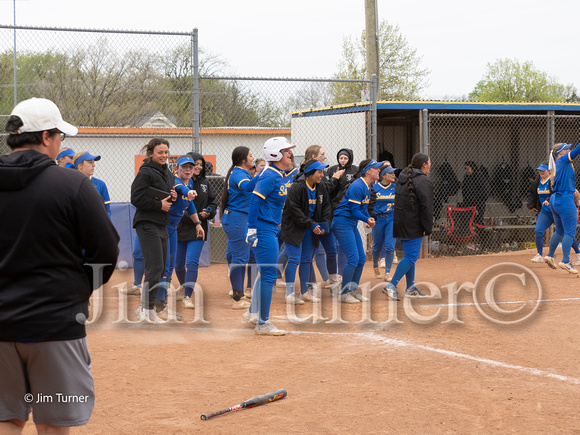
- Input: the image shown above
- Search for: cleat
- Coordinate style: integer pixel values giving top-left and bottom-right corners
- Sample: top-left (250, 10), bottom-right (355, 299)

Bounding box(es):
top-left (352, 289), bottom-right (369, 302)
top-left (301, 291), bottom-right (321, 303)
top-left (136, 306), bottom-right (166, 324)
top-left (285, 292), bottom-right (305, 305)
top-left (182, 296), bottom-right (194, 309)
top-left (575, 253), bottom-right (580, 266)
top-left (383, 272), bottom-right (392, 282)
top-left (393, 254), bottom-right (399, 264)
top-left (544, 256), bottom-right (557, 269)
top-left (530, 253), bottom-right (543, 263)
top-left (382, 284), bottom-right (400, 301)
top-left (379, 258), bottom-right (386, 269)
top-left (232, 299), bottom-right (251, 310)
top-left (244, 288), bottom-right (252, 299)
top-left (158, 305), bottom-right (182, 321)
top-left (120, 284), bottom-right (141, 295)
top-left (242, 309), bottom-right (258, 325)
top-left (405, 286), bottom-right (427, 298)
top-left (558, 262), bottom-right (578, 274)
top-left (275, 279), bottom-right (286, 288)
top-left (254, 321), bottom-right (285, 336)
top-left (340, 292), bottom-right (360, 304)
top-left (374, 267), bottom-right (382, 278)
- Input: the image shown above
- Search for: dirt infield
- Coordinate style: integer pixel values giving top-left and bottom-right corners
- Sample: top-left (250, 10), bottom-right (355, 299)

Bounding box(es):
top-left (22, 248), bottom-right (580, 434)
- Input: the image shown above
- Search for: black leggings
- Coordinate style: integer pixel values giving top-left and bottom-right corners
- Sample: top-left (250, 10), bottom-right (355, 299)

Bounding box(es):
top-left (135, 221), bottom-right (168, 309)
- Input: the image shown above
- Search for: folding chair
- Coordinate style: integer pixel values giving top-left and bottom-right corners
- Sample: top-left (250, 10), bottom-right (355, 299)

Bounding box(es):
top-left (446, 206), bottom-right (479, 243)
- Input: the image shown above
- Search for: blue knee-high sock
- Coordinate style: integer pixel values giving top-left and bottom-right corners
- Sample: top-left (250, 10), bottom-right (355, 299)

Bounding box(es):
top-left (249, 279), bottom-right (260, 315)
top-left (284, 261), bottom-right (298, 296)
top-left (548, 232), bottom-right (562, 257)
top-left (259, 283), bottom-right (273, 325)
top-left (133, 258), bottom-right (144, 287)
top-left (572, 238), bottom-right (580, 254)
top-left (404, 263), bottom-right (416, 290)
top-left (156, 277), bottom-right (170, 302)
top-left (372, 250), bottom-right (381, 268)
top-left (390, 258), bottom-right (413, 288)
top-left (562, 235), bottom-right (574, 264)
top-left (384, 251), bottom-right (395, 273)
top-left (229, 264), bottom-right (246, 292)
top-left (184, 268), bottom-right (199, 298)
top-left (352, 264), bottom-right (364, 288)
top-left (535, 232), bottom-right (544, 256)
top-left (341, 265), bottom-right (356, 294)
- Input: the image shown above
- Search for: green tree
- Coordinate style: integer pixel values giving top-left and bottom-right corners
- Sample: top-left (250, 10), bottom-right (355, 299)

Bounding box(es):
top-left (331, 19), bottom-right (430, 103)
top-left (469, 58), bottom-right (578, 102)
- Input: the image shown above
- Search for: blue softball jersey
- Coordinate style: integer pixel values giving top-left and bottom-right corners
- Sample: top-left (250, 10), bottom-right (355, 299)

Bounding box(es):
top-left (170, 176), bottom-right (197, 224)
top-left (248, 165), bottom-right (295, 227)
top-left (334, 177), bottom-right (372, 222)
top-left (537, 178), bottom-right (551, 212)
top-left (226, 167), bottom-right (260, 213)
top-left (554, 146), bottom-right (580, 194)
top-left (91, 177), bottom-right (111, 217)
top-left (372, 182), bottom-right (395, 215)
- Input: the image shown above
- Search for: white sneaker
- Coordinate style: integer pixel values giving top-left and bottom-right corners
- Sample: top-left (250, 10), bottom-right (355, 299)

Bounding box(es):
top-left (120, 284), bottom-right (141, 295)
top-left (352, 290), bottom-right (369, 302)
top-left (182, 296), bottom-right (194, 309)
top-left (176, 285), bottom-right (185, 298)
top-left (136, 306), bottom-right (166, 324)
top-left (544, 256), bottom-right (557, 269)
top-left (244, 288), bottom-right (252, 299)
top-left (228, 289), bottom-right (234, 297)
top-left (285, 293), bottom-right (305, 305)
top-left (243, 309), bottom-right (258, 325)
top-left (254, 321), bottom-right (285, 336)
top-left (301, 291), bottom-right (321, 303)
top-left (158, 306), bottom-right (182, 321)
top-left (393, 254), bottom-right (399, 264)
top-left (275, 279), bottom-right (286, 288)
top-left (383, 272), bottom-right (392, 282)
top-left (530, 254), bottom-right (543, 263)
top-left (559, 261), bottom-right (578, 274)
top-left (575, 253), bottom-right (580, 266)
top-left (340, 292), bottom-right (360, 304)
top-left (379, 258), bottom-right (386, 269)
top-left (374, 267), bottom-right (382, 278)
top-left (232, 299), bottom-right (251, 310)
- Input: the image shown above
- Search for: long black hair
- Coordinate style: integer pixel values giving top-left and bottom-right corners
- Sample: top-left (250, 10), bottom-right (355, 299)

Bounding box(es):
top-left (405, 153), bottom-right (430, 211)
top-left (220, 146), bottom-right (251, 218)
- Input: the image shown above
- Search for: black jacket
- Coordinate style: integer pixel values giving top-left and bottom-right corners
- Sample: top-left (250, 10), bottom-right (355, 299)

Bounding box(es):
top-left (281, 176), bottom-right (332, 247)
top-left (131, 159), bottom-right (174, 227)
top-left (0, 150), bottom-right (119, 342)
top-left (527, 176), bottom-right (551, 211)
top-left (178, 152), bottom-right (218, 242)
top-left (462, 170), bottom-right (490, 208)
top-left (326, 148), bottom-right (358, 212)
top-left (393, 168), bottom-right (434, 240)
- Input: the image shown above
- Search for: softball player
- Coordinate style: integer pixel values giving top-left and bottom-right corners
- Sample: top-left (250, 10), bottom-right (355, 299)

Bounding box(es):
top-left (544, 143), bottom-right (580, 273)
top-left (281, 159), bottom-right (331, 304)
top-left (56, 147), bottom-right (75, 167)
top-left (156, 156), bottom-right (204, 316)
top-left (331, 159), bottom-right (382, 303)
top-left (369, 165), bottom-right (397, 281)
top-left (220, 146), bottom-right (261, 309)
top-left (244, 137), bottom-right (296, 336)
top-left (528, 163), bottom-right (580, 264)
top-left (73, 151), bottom-right (111, 218)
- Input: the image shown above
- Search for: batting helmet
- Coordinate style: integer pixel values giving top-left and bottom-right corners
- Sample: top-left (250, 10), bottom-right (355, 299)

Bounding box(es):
top-left (263, 137), bottom-right (296, 162)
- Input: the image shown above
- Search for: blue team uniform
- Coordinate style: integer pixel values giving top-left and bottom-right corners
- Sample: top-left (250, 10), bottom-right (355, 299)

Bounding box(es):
top-left (547, 145), bottom-right (580, 264)
top-left (91, 177), bottom-right (111, 218)
top-left (247, 164), bottom-right (294, 324)
top-left (331, 178), bottom-right (372, 294)
top-left (222, 167), bottom-right (261, 294)
top-left (371, 181), bottom-right (396, 271)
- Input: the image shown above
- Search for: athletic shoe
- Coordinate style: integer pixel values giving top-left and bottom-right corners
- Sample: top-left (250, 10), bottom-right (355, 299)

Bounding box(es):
top-left (285, 293), bottom-right (305, 305)
top-left (244, 288), bottom-right (252, 299)
top-left (352, 290), bottom-right (369, 302)
top-left (544, 256), bottom-right (557, 269)
top-left (383, 272), bottom-right (392, 282)
top-left (242, 309), bottom-right (258, 325)
top-left (136, 306), bottom-right (166, 324)
top-left (275, 279), bottom-right (286, 288)
top-left (228, 289), bottom-right (234, 297)
top-left (374, 267), bottom-right (382, 278)
top-left (382, 284), bottom-right (400, 301)
top-left (120, 284), bottom-right (141, 295)
top-left (158, 306), bottom-right (182, 321)
top-left (558, 262), bottom-right (578, 274)
top-left (393, 254), bottom-right (399, 264)
top-left (232, 299), bottom-right (251, 310)
top-left (301, 291), bottom-right (321, 303)
top-left (340, 292), bottom-right (360, 304)
top-left (405, 286), bottom-right (427, 298)
top-left (182, 296), bottom-right (194, 309)
top-left (575, 253), bottom-right (580, 266)
top-left (379, 258), bottom-right (386, 269)
top-left (176, 285), bottom-right (185, 298)
top-left (530, 254), bottom-right (543, 263)
top-left (320, 280), bottom-right (330, 288)
top-left (255, 321), bottom-right (285, 336)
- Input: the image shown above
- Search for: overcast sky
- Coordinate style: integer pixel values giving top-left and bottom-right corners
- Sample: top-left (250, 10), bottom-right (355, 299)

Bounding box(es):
top-left (1, 0), bottom-right (578, 100)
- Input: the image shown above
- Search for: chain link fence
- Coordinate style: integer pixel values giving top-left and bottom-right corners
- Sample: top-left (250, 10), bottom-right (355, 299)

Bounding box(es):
top-left (0, 25), bottom-right (373, 264)
top-left (428, 113), bottom-right (580, 257)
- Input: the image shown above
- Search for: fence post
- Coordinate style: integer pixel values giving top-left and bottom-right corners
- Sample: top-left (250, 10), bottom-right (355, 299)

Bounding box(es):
top-left (421, 108), bottom-right (429, 155)
top-left (193, 28), bottom-right (200, 153)
top-left (371, 74), bottom-right (378, 160)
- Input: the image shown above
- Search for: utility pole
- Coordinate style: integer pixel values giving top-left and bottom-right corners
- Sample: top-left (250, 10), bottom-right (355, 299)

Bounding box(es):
top-left (365, 0), bottom-right (379, 98)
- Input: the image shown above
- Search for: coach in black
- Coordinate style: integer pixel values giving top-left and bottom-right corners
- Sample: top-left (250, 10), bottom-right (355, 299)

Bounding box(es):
top-left (0, 98), bottom-right (119, 432)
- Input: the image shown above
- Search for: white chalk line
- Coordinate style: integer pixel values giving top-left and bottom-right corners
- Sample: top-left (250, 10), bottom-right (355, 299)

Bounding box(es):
top-left (292, 330), bottom-right (580, 386)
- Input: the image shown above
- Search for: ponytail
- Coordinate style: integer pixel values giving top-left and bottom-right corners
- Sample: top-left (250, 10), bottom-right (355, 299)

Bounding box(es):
top-left (342, 158), bottom-right (372, 195)
top-left (220, 146), bottom-right (251, 218)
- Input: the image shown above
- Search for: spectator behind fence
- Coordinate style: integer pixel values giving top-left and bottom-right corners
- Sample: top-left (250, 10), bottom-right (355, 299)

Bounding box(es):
top-left (461, 161), bottom-right (490, 226)
top-left (0, 97), bottom-right (119, 432)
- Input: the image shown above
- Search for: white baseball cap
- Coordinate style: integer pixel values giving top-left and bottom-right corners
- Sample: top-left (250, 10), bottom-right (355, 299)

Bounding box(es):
top-left (10, 98), bottom-right (78, 136)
